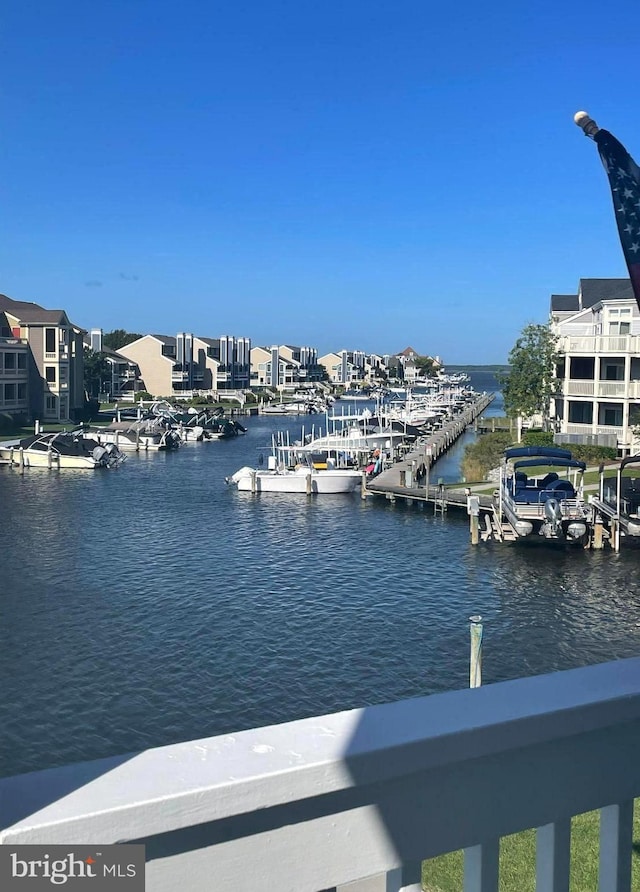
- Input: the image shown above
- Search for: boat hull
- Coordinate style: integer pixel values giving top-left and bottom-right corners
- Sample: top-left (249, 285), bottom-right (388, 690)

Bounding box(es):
top-left (233, 467), bottom-right (362, 494)
top-left (0, 446), bottom-right (104, 469)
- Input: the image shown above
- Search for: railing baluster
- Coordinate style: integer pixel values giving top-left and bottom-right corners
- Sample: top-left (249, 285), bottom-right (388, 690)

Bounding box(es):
top-left (599, 800), bottom-right (634, 892)
top-left (464, 840), bottom-right (499, 892)
top-left (536, 819), bottom-right (571, 891)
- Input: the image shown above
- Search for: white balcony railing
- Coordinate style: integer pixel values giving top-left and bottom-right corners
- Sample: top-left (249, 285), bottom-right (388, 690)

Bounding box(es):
top-left (2, 659), bottom-right (640, 891)
top-left (559, 380), bottom-right (640, 399)
top-left (559, 334), bottom-right (640, 353)
top-left (563, 380), bottom-right (595, 396)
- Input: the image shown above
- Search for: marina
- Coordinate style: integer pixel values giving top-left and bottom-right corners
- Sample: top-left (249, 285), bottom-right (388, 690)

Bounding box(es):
top-left (1, 370), bottom-right (640, 786)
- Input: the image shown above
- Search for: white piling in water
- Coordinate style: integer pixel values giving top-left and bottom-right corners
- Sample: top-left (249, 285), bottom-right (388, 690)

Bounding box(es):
top-left (469, 615), bottom-right (483, 688)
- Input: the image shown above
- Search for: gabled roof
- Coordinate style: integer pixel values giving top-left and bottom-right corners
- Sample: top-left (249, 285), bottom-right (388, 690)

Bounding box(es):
top-left (550, 294), bottom-right (579, 313)
top-left (578, 278), bottom-right (634, 307)
top-left (196, 336), bottom-right (217, 347)
top-left (398, 346), bottom-right (419, 357)
top-left (102, 345), bottom-right (137, 363)
top-left (149, 334), bottom-right (176, 346)
top-left (0, 293), bottom-right (73, 327)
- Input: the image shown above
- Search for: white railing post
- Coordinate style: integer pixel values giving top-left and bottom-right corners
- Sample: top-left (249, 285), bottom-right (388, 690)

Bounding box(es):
top-left (599, 801), bottom-right (634, 892)
top-left (464, 840), bottom-right (499, 891)
top-left (536, 819), bottom-right (570, 891)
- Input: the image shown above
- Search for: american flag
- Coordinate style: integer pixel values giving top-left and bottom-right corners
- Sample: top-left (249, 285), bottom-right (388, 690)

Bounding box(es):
top-left (594, 128), bottom-right (640, 309)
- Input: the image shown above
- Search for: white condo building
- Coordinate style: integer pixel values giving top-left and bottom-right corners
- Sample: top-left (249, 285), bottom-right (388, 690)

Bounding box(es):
top-left (550, 278), bottom-right (640, 455)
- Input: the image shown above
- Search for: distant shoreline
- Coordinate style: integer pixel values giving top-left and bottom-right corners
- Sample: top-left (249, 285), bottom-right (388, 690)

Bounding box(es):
top-left (448, 364), bottom-right (508, 372)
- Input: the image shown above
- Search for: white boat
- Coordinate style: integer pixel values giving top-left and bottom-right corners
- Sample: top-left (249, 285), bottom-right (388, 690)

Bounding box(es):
top-left (227, 462), bottom-right (363, 494)
top-left (83, 421), bottom-right (181, 451)
top-left (0, 432), bottom-right (126, 469)
top-left (226, 434), bottom-right (362, 494)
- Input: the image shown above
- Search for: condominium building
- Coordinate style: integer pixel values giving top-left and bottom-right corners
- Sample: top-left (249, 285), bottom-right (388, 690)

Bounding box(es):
top-left (86, 330), bottom-right (140, 399)
top-left (550, 278), bottom-right (640, 454)
top-left (318, 350), bottom-right (365, 385)
top-left (250, 344), bottom-right (324, 389)
top-left (0, 293), bottom-right (84, 422)
top-left (117, 332), bottom-right (251, 398)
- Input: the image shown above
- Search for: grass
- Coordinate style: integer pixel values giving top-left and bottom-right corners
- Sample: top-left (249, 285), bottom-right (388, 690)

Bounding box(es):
top-left (422, 804), bottom-right (640, 891)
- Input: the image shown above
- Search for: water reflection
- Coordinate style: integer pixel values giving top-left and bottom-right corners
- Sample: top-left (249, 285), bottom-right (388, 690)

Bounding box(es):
top-left (2, 375), bottom-right (639, 778)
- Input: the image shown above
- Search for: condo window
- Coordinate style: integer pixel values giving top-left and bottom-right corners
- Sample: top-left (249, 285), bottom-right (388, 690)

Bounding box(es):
top-left (4, 383), bottom-right (16, 401)
top-left (45, 366), bottom-right (56, 383)
top-left (601, 359), bottom-right (625, 381)
top-left (4, 352), bottom-right (16, 370)
top-left (569, 357), bottom-right (595, 380)
top-left (46, 395), bottom-right (57, 411)
top-left (45, 328), bottom-right (56, 352)
top-left (568, 401), bottom-right (593, 424)
top-left (17, 353), bottom-right (26, 369)
top-left (609, 321), bottom-right (631, 335)
top-left (599, 404), bottom-right (623, 426)
top-left (17, 383), bottom-right (26, 400)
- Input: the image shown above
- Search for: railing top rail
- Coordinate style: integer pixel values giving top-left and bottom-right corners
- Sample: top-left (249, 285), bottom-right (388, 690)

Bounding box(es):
top-left (3, 657), bottom-right (640, 847)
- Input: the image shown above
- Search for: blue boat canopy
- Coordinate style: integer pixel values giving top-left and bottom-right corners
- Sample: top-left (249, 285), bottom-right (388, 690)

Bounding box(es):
top-left (513, 457), bottom-right (586, 471)
top-left (505, 446), bottom-right (573, 460)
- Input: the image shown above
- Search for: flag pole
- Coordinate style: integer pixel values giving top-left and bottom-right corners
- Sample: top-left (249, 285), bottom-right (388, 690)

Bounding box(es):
top-left (574, 111), bottom-right (600, 139)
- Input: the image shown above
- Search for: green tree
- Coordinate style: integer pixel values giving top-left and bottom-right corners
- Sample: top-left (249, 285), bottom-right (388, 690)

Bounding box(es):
top-left (497, 323), bottom-right (558, 437)
top-left (103, 329), bottom-right (142, 351)
top-left (83, 347), bottom-right (111, 398)
top-left (415, 355), bottom-right (436, 376)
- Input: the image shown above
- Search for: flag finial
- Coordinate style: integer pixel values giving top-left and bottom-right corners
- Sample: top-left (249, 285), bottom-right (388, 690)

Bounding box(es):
top-left (574, 111), bottom-right (600, 139)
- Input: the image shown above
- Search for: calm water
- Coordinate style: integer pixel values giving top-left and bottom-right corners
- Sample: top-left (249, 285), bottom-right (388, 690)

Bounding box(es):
top-left (2, 370), bottom-right (640, 779)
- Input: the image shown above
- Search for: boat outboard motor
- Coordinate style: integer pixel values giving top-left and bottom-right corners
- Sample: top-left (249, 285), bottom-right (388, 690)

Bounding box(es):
top-left (542, 497), bottom-right (563, 537)
top-left (92, 445), bottom-right (108, 466)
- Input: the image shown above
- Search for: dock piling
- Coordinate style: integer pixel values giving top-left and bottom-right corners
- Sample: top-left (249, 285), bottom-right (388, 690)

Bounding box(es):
top-left (469, 615), bottom-right (483, 688)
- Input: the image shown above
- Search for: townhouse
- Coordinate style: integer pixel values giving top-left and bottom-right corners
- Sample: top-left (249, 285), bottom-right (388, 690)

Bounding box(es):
top-left (0, 293), bottom-right (84, 422)
top-left (550, 278), bottom-right (640, 454)
top-left (117, 333), bottom-right (251, 398)
top-left (250, 344), bottom-right (324, 389)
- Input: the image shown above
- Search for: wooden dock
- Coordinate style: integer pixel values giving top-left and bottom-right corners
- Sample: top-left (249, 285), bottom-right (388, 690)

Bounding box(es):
top-left (365, 391), bottom-right (494, 499)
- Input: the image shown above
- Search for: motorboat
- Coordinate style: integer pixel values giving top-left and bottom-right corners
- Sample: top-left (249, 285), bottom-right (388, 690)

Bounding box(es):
top-left (226, 462), bottom-right (363, 494)
top-left (148, 404), bottom-right (246, 441)
top-left (226, 434), bottom-right (362, 494)
top-left (0, 432), bottom-right (125, 469)
top-left (592, 454), bottom-right (640, 537)
top-left (496, 445), bottom-right (592, 543)
top-left (227, 458), bottom-right (363, 494)
top-left (82, 421), bottom-right (181, 451)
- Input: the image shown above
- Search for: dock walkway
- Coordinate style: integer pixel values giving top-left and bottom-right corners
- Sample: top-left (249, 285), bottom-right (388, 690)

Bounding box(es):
top-left (365, 391), bottom-right (494, 500)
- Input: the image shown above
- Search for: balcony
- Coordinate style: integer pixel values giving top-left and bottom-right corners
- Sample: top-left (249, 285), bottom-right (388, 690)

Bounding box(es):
top-left (558, 380), bottom-right (640, 399)
top-left (2, 659), bottom-right (640, 891)
top-left (558, 334), bottom-right (640, 354)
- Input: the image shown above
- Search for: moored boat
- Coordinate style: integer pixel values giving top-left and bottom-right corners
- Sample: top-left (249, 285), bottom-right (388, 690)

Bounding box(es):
top-left (496, 445), bottom-right (592, 543)
top-left (592, 454), bottom-right (640, 537)
top-left (82, 421), bottom-right (181, 451)
top-left (226, 434), bottom-right (363, 494)
top-left (0, 432), bottom-right (125, 469)
top-left (227, 462), bottom-right (363, 494)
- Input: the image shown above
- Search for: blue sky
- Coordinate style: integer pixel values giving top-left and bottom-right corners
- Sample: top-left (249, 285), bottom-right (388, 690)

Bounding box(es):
top-left (2, 1), bottom-right (640, 363)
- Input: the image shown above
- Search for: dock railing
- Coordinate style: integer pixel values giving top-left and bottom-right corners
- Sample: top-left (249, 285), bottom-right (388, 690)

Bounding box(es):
top-left (2, 657), bottom-right (640, 891)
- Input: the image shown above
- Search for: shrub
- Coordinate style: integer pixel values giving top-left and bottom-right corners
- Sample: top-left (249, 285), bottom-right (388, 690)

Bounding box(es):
top-left (522, 430), bottom-right (555, 447)
top-left (461, 431), bottom-right (513, 482)
top-left (557, 443), bottom-right (618, 463)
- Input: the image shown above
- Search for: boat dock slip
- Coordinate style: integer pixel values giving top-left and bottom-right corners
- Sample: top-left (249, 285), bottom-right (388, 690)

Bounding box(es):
top-left (365, 391), bottom-right (493, 495)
